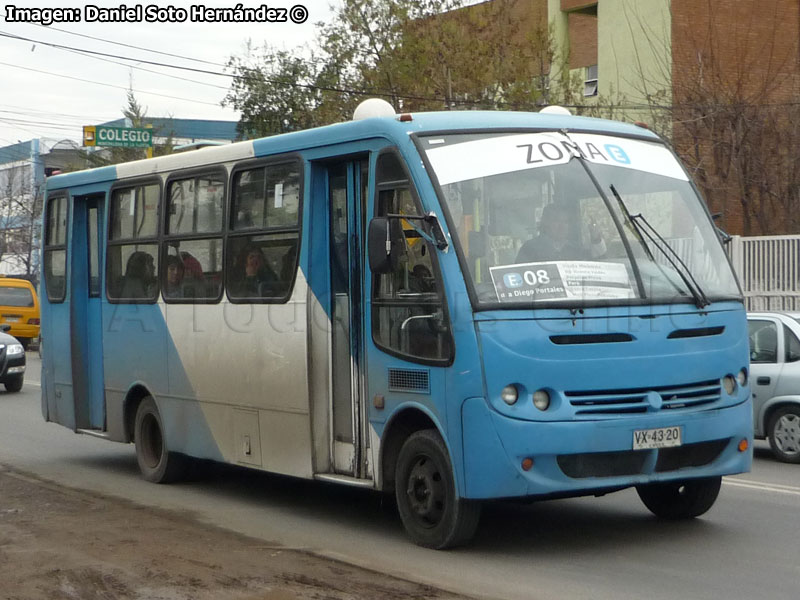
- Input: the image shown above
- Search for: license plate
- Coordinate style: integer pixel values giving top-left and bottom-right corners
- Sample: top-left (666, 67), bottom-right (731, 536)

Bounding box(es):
top-left (633, 426), bottom-right (682, 450)
top-left (2, 317), bottom-right (19, 323)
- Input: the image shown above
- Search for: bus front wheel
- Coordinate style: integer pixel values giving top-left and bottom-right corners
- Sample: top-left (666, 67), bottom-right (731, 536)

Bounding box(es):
top-left (636, 476), bottom-right (722, 519)
top-left (134, 396), bottom-right (187, 483)
top-left (395, 429), bottom-right (481, 549)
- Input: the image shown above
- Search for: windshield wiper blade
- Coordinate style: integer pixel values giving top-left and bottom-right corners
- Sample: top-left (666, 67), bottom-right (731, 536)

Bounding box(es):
top-left (609, 185), bottom-right (710, 309)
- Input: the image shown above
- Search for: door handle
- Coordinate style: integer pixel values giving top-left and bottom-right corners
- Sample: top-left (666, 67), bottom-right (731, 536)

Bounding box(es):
top-left (756, 376), bottom-right (771, 385)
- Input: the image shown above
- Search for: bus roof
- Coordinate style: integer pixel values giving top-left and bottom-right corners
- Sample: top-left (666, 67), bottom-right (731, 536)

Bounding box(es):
top-left (46, 109), bottom-right (661, 191)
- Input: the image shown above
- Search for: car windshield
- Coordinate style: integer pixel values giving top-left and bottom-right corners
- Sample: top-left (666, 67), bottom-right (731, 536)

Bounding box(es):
top-left (0, 286), bottom-right (34, 307)
top-left (420, 131), bottom-right (741, 308)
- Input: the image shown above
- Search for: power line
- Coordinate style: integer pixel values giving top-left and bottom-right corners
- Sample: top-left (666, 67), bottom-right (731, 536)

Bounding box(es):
top-left (32, 23), bottom-right (226, 67)
top-left (0, 60), bottom-right (223, 107)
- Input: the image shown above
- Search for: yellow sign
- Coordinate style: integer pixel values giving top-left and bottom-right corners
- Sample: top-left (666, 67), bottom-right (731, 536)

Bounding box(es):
top-left (83, 125), bottom-right (96, 146)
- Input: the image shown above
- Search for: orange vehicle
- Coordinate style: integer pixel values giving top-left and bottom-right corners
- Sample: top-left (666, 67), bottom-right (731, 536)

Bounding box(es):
top-left (0, 276), bottom-right (40, 349)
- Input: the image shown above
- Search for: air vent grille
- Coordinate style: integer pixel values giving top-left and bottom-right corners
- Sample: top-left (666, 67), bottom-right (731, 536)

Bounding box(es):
top-left (388, 368), bottom-right (430, 394)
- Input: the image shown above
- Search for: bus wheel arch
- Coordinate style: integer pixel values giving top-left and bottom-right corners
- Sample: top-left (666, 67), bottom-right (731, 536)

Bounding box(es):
top-left (128, 391), bottom-right (187, 483)
top-left (123, 385), bottom-right (152, 443)
top-left (380, 408), bottom-right (439, 495)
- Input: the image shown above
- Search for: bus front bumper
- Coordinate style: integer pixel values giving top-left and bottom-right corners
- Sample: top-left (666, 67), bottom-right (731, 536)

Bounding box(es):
top-left (460, 397), bottom-right (752, 500)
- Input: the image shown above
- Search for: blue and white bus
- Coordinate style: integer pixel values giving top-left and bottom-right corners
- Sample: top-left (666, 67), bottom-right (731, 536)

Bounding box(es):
top-left (41, 101), bottom-right (752, 548)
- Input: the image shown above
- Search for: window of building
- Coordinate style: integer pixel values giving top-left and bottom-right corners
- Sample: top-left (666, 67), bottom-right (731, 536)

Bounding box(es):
top-left (107, 182), bottom-right (160, 302)
top-left (371, 151), bottom-right (453, 364)
top-left (227, 160), bottom-right (302, 302)
top-left (584, 64), bottom-right (598, 97)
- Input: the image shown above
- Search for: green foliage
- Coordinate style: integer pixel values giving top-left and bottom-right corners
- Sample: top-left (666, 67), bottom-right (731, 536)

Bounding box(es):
top-left (223, 0), bottom-right (599, 137)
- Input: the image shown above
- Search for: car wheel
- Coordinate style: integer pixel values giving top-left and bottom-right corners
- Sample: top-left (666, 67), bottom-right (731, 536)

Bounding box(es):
top-left (4, 375), bottom-right (23, 393)
top-left (767, 406), bottom-right (800, 464)
top-left (395, 429), bottom-right (481, 549)
top-left (636, 476), bottom-right (722, 519)
top-left (134, 396), bottom-right (187, 483)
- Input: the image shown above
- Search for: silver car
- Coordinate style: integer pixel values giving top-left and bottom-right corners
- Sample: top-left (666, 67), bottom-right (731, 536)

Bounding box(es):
top-left (747, 312), bottom-right (800, 463)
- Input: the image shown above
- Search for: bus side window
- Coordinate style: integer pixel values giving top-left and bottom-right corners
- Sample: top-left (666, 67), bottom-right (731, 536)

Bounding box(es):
top-left (162, 173), bottom-right (225, 303)
top-left (43, 195), bottom-right (68, 302)
top-left (107, 183), bottom-right (160, 302)
top-left (227, 161), bottom-right (302, 302)
top-left (371, 151), bottom-right (453, 363)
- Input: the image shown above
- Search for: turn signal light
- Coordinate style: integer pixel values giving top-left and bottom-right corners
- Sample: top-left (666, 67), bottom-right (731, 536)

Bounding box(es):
top-left (521, 458), bottom-right (534, 471)
top-left (738, 439), bottom-right (749, 452)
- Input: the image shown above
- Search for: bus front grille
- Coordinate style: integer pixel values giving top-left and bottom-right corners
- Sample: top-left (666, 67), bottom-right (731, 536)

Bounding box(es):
top-left (565, 379), bottom-right (722, 416)
top-left (557, 439), bottom-right (730, 479)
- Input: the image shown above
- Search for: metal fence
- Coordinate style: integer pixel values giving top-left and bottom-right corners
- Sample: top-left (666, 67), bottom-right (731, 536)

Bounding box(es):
top-left (728, 235), bottom-right (800, 311)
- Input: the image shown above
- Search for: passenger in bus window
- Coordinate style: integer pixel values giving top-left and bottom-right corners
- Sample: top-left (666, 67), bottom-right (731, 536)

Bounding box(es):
top-left (232, 244), bottom-right (279, 297)
top-left (516, 203), bottom-right (605, 263)
top-left (122, 251), bottom-right (156, 299)
top-left (164, 256), bottom-right (186, 298)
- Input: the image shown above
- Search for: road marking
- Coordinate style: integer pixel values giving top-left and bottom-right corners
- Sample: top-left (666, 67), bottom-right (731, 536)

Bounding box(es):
top-left (723, 477), bottom-right (800, 497)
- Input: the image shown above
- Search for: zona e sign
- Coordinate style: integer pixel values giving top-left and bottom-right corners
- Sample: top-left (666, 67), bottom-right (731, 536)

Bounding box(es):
top-left (83, 125), bottom-right (153, 148)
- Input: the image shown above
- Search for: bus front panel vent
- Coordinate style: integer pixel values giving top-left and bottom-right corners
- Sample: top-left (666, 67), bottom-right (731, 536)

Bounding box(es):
top-left (388, 368), bottom-right (430, 394)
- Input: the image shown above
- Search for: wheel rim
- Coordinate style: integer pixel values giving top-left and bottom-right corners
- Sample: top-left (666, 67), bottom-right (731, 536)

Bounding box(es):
top-left (139, 413), bottom-right (164, 468)
top-left (405, 454), bottom-right (446, 529)
top-left (774, 413), bottom-right (800, 456)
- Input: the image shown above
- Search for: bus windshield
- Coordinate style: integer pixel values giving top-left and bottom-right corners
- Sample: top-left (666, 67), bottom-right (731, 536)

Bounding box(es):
top-left (421, 131), bottom-right (741, 307)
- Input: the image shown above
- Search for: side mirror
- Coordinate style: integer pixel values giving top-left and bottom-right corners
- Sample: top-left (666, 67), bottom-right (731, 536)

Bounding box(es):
top-left (711, 213), bottom-right (732, 245)
top-left (368, 217), bottom-right (403, 274)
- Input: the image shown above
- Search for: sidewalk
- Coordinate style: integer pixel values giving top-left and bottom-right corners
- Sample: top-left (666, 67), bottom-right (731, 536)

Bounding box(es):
top-left (0, 465), bottom-right (467, 600)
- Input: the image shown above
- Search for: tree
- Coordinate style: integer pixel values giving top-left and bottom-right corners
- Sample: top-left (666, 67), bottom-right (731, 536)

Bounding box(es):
top-left (0, 162), bottom-right (42, 283)
top-left (626, 0), bottom-right (800, 235)
top-left (80, 89), bottom-right (176, 169)
top-left (223, 0), bottom-right (590, 138)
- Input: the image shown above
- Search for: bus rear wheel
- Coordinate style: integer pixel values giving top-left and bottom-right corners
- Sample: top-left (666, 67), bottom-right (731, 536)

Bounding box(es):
top-left (395, 429), bottom-right (481, 549)
top-left (636, 476), bottom-right (721, 519)
top-left (134, 396), bottom-right (187, 483)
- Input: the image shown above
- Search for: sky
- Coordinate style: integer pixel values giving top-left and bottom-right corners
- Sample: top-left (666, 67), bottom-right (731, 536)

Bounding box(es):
top-left (0, 0), bottom-right (336, 149)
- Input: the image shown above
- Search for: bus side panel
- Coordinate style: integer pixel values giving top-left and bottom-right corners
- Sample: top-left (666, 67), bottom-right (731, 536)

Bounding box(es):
top-left (101, 303), bottom-right (168, 436)
top-left (162, 276), bottom-right (313, 477)
top-left (41, 298), bottom-right (75, 429)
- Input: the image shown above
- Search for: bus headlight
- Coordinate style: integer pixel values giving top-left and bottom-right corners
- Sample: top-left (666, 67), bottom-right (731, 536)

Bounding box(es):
top-left (6, 344), bottom-right (24, 356)
top-left (737, 369), bottom-right (748, 387)
top-left (722, 375), bottom-right (737, 395)
top-left (533, 389), bottom-right (551, 411)
top-left (501, 385), bottom-right (519, 405)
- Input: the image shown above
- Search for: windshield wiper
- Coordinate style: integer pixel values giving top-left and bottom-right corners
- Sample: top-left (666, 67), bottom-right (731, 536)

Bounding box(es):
top-left (609, 185), bottom-right (710, 309)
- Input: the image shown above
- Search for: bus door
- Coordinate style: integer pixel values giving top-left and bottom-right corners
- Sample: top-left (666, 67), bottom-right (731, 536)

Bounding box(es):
top-left (69, 193), bottom-right (106, 431)
top-left (328, 160), bottom-right (370, 476)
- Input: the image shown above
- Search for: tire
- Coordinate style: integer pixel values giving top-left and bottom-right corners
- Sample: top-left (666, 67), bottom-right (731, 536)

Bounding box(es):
top-left (4, 376), bottom-right (23, 393)
top-left (636, 476), bottom-right (722, 520)
top-left (134, 396), bottom-right (187, 483)
top-left (767, 406), bottom-right (800, 464)
top-left (395, 429), bottom-right (481, 549)
top-left (19, 338), bottom-right (30, 351)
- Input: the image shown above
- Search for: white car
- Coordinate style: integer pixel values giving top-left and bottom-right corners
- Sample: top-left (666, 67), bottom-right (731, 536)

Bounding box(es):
top-left (747, 312), bottom-right (800, 463)
top-left (0, 324), bottom-right (26, 393)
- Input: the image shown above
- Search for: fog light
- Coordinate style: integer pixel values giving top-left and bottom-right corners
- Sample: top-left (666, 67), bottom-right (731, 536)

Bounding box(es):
top-left (501, 385), bottom-right (519, 405)
top-left (738, 439), bottom-right (749, 452)
top-left (533, 389), bottom-right (551, 411)
top-left (722, 375), bottom-right (736, 395)
top-left (521, 457), bottom-right (534, 471)
top-left (737, 369), bottom-right (748, 387)
top-left (6, 366), bottom-right (25, 374)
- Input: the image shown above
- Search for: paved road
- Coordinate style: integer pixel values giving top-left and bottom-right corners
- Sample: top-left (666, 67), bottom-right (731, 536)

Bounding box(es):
top-left (3, 356), bottom-right (800, 600)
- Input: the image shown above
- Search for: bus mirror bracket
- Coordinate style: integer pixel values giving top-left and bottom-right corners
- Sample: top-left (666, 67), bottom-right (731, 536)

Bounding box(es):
top-left (368, 217), bottom-right (401, 274)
